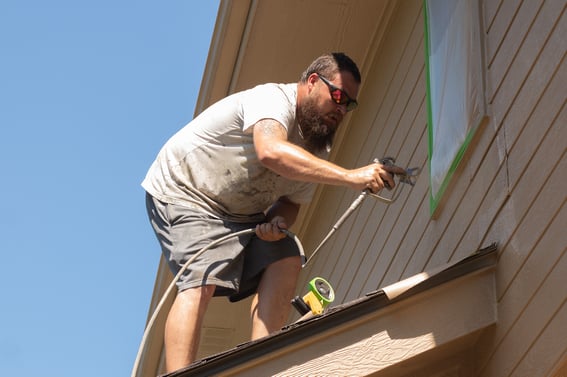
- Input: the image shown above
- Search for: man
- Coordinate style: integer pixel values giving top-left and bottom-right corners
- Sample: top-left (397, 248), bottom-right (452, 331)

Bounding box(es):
top-left (142, 52), bottom-right (395, 372)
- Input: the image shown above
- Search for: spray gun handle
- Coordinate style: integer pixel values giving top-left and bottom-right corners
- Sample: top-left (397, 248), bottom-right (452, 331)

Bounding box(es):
top-left (374, 157), bottom-right (396, 189)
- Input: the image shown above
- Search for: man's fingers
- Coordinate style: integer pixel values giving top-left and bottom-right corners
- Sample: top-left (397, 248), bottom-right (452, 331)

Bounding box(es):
top-left (255, 222), bottom-right (286, 241)
top-left (382, 172), bottom-right (395, 190)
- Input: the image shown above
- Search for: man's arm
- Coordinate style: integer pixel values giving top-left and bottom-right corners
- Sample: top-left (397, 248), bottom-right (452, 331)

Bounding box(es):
top-left (253, 119), bottom-right (395, 193)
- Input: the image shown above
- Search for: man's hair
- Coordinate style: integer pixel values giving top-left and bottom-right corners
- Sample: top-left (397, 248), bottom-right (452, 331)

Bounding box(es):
top-left (300, 52), bottom-right (361, 83)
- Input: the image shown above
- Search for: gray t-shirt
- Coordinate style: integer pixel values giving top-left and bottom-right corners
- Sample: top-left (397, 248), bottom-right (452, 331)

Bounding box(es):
top-left (142, 83), bottom-right (327, 222)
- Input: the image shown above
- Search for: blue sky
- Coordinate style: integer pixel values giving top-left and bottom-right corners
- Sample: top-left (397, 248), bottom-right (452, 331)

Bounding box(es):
top-left (0, 1), bottom-right (219, 375)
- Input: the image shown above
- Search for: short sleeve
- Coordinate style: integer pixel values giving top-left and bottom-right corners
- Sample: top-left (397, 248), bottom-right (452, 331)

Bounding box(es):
top-left (241, 83), bottom-right (297, 133)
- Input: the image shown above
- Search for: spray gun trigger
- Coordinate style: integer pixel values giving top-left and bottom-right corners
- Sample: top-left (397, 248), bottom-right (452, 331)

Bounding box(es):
top-left (377, 157), bottom-right (396, 189)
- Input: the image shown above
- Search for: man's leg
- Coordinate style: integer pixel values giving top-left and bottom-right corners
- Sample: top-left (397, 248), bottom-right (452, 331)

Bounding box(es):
top-left (250, 256), bottom-right (301, 339)
top-left (164, 285), bottom-right (216, 372)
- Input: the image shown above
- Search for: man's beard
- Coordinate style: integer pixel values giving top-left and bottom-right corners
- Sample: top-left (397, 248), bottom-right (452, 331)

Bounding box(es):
top-left (298, 98), bottom-right (336, 153)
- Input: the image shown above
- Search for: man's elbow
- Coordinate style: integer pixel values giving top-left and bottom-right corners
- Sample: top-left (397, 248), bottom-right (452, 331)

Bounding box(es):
top-left (256, 144), bottom-right (283, 168)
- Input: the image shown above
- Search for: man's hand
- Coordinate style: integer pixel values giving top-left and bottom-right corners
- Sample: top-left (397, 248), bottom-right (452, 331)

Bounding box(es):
top-left (255, 216), bottom-right (288, 242)
top-left (347, 162), bottom-right (396, 193)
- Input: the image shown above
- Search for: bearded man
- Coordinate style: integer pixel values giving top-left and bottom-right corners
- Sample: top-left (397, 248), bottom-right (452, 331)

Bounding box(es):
top-left (142, 52), bottom-right (395, 373)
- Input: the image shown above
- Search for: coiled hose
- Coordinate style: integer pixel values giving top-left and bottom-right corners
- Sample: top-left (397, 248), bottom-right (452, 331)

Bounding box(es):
top-left (131, 228), bottom-right (305, 377)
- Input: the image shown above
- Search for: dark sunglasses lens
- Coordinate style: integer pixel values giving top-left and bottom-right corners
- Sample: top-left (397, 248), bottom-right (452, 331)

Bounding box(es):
top-left (330, 89), bottom-right (344, 104)
top-left (332, 89), bottom-right (358, 111)
top-left (322, 76), bottom-right (358, 111)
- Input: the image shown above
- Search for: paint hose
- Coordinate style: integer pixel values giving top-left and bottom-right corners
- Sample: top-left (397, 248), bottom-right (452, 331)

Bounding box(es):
top-left (131, 228), bottom-right (304, 377)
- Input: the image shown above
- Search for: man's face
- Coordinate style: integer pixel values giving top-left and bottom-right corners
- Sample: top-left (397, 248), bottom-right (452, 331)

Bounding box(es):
top-left (298, 71), bottom-right (360, 152)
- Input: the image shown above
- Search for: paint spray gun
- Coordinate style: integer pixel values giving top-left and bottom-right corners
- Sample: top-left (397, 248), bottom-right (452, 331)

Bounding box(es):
top-left (302, 157), bottom-right (421, 268)
top-left (370, 157), bottom-right (421, 203)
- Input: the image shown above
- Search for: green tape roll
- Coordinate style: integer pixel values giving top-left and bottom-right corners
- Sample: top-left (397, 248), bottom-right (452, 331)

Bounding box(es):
top-left (308, 277), bottom-right (335, 305)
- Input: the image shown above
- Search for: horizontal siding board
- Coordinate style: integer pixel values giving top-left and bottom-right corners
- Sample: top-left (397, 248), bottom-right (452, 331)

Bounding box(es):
top-left (498, 204), bottom-right (567, 368)
top-left (497, 163), bottom-right (566, 338)
top-left (489, 0), bottom-right (561, 109)
top-left (400, 130), bottom-right (499, 274)
top-left (487, 0), bottom-right (544, 100)
top-left (480, 228), bottom-right (567, 377)
top-left (305, 62), bottom-right (401, 285)
top-left (298, 185), bottom-right (347, 260)
top-left (496, 105), bottom-right (566, 297)
top-left (345, 134), bottom-right (428, 297)
top-left (478, 149), bottom-right (566, 375)
top-left (390, 0), bottom-right (560, 302)
top-left (425, 5), bottom-right (566, 273)
top-left (294, 1), bottom-right (565, 374)
top-left (403, 70), bottom-right (510, 275)
top-left (417, 0), bottom-right (565, 270)
top-left (423, 147), bottom-right (507, 268)
top-left (305, 0), bottom-right (424, 293)
top-left (358, 124), bottom-right (429, 293)
top-left (351, 0), bottom-right (423, 166)
top-left (293, 178), bottom-right (356, 287)
top-left (505, 24), bottom-right (566, 190)
top-left (362, 161), bottom-right (430, 292)
top-left (398, 116), bottom-right (502, 281)
top-left (483, 0), bottom-right (507, 35)
top-left (335, 5), bottom-right (415, 167)
top-left (360, 165), bottom-right (430, 294)
top-left (295, 4), bottom-right (411, 286)
top-left (338, 66), bottom-right (427, 300)
top-left (500, 185), bottom-right (567, 300)
top-left (451, 159), bottom-right (510, 263)
top-left (344, 2), bottom-right (425, 296)
top-left (485, 0), bottom-right (524, 67)
top-left (447, 129), bottom-right (512, 265)
top-left (364, 22), bottom-right (424, 159)
top-left (511, 299), bottom-right (567, 377)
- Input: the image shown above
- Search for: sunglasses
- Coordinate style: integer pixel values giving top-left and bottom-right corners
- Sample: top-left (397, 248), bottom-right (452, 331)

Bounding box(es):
top-left (317, 74), bottom-right (358, 112)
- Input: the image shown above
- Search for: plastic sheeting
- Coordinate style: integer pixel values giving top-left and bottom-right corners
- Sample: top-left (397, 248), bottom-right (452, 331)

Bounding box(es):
top-left (425, 0), bottom-right (485, 210)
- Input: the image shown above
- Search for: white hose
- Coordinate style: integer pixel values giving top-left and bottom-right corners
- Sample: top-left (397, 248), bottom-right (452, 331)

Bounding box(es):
top-left (131, 228), bottom-right (305, 377)
top-left (303, 190), bottom-right (368, 267)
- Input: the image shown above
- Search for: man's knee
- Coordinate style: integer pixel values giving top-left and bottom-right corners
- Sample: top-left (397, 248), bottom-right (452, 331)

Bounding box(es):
top-left (175, 285), bottom-right (216, 309)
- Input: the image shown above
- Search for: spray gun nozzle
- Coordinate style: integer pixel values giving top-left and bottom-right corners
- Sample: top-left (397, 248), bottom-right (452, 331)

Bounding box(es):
top-left (369, 157), bottom-right (422, 204)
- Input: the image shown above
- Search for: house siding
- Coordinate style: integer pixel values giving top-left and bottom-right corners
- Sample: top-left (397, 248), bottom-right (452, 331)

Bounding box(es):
top-left (297, 0), bottom-right (566, 376)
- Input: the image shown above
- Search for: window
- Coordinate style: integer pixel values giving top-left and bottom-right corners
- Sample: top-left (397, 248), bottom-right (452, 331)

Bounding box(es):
top-left (424, 0), bottom-right (486, 214)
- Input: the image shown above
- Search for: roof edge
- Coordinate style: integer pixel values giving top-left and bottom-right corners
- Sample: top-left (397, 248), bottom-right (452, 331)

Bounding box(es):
top-left (166, 243), bottom-right (498, 377)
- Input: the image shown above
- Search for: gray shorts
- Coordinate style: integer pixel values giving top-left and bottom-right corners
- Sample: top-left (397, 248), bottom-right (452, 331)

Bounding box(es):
top-left (145, 193), bottom-right (300, 301)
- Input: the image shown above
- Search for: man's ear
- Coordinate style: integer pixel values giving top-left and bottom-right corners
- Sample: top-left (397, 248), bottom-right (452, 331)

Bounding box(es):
top-left (307, 73), bottom-right (319, 92)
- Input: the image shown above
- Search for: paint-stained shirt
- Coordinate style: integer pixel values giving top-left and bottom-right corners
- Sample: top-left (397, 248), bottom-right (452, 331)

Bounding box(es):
top-left (142, 83), bottom-right (327, 222)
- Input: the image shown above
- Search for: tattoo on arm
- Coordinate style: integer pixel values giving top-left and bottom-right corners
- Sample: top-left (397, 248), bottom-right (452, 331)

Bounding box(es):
top-left (255, 119), bottom-right (288, 139)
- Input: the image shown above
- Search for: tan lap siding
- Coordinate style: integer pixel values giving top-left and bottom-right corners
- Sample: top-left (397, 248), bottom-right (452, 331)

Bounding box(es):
top-left (297, 0), bottom-right (566, 376)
